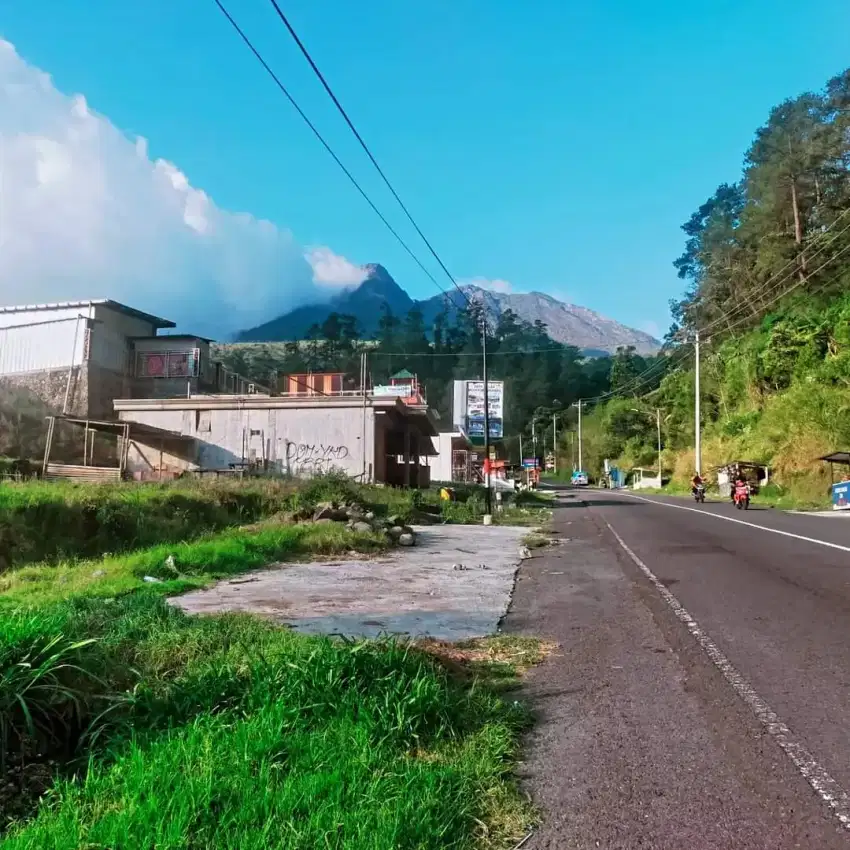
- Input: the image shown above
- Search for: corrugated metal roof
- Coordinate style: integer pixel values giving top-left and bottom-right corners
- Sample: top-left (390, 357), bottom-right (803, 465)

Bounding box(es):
top-left (0, 299), bottom-right (175, 329)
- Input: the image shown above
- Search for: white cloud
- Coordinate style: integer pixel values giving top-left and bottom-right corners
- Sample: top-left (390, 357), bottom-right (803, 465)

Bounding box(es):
top-left (0, 39), bottom-right (359, 340)
top-left (460, 276), bottom-right (513, 294)
top-left (638, 320), bottom-right (662, 339)
top-left (305, 246), bottom-right (367, 288)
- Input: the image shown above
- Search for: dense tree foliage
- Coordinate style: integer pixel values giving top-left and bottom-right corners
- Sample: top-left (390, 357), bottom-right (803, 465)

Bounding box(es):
top-left (670, 69), bottom-right (850, 339)
top-left (217, 299), bottom-right (674, 461)
top-left (583, 66), bottom-right (850, 494)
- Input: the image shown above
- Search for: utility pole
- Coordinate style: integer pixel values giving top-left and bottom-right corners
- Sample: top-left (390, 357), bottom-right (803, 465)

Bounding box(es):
top-left (694, 331), bottom-right (701, 476)
top-left (573, 400), bottom-right (584, 472)
top-left (552, 414), bottom-right (558, 475)
top-left (482, 320), bottom-right (492, 520)
top-left (656, 408), bottom-right (662, 485)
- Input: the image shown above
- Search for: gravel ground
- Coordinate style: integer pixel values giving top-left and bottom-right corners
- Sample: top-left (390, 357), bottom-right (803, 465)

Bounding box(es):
top-left (170, 524), bottom-right (527, 640)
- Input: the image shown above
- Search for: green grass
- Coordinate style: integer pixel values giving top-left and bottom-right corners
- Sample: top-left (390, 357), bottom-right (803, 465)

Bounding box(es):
top-left (0, 520), bottom-right (386, 609)
top-left (0, 479), bottom-right (301, 570)
top-left (0, 475), bottom-right (548, 573)
top-left (0, 476), bottom-right (544, 847)
top-left (0, 596), bottom-right (536, 848)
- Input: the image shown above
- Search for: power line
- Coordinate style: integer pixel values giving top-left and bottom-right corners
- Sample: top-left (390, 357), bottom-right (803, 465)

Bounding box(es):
top-left (711, 239), bottom-right (850, 339)
top-left (370, 345), bottom-right (599, 357)
top-left (581, 348), bottom-right (691, 406)
top-left (265, 0), bottom-right (472, 308)
top-left (211, 0), bottom-right (452, 305)
top-left (698, 208), bottom-right (850, 335)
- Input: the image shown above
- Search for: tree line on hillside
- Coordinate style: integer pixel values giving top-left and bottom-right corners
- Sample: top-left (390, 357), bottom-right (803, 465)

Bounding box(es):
top-left (670, 68), bottom-right (850, 339)
top-left (218, 301), bottom-right (667, 460)
top-left (583, 67), bottom-right (850, 489)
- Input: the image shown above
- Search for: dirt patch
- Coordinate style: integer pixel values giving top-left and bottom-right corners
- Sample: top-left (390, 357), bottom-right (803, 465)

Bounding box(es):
top-left (170, 525), bottom-right (528, 641)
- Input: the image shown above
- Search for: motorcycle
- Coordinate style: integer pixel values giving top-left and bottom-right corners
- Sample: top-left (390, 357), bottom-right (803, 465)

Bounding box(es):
top-left (692, 484), bottom-right (706, 503)
top-left (733, 482), bottom-right (750, 510)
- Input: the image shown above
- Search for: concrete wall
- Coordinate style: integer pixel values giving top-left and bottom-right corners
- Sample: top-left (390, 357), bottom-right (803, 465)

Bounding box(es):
top-left (0, 304), bottom-right (160, 419)
top-left (429, 432), bottom-right (456, 483)
top-left (120, 404), bottom-right (377, 481)
top-left (91, 304), bottom-right (156, 344)
top-left (0, 365), bottom-right (86, 416)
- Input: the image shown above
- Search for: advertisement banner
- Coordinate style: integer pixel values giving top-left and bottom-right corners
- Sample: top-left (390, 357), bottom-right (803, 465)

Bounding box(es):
top-left (372, 385), bottom-right (409, 397)
top-left (465, 380), bottom-right (504, 420)
top-left (466, 417), bottom-right (503, 439)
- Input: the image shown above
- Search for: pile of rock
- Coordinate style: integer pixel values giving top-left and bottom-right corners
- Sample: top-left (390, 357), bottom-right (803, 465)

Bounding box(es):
top-left (310, 502), bottom-right (418, 546)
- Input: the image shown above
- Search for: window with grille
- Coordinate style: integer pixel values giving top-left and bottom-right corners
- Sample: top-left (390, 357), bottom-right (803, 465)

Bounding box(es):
top-left (136, 349), bottom-right (199, 379)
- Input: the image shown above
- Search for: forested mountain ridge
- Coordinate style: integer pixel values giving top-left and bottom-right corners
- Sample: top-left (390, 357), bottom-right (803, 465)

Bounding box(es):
top-left (583, 67), bottom-right (850, 505)
top-left (236, 265), bottom-right (659, 355)
top-left (217, 301), bottom-right (659, 444)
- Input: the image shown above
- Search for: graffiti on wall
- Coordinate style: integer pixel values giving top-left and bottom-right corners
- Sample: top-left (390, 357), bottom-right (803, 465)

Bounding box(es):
top-left (285, 441), bottom-right (350, 476)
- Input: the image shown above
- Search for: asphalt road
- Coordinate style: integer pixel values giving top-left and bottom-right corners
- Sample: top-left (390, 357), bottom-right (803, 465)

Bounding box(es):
top-left (505, 487), bottom-right (850, 849)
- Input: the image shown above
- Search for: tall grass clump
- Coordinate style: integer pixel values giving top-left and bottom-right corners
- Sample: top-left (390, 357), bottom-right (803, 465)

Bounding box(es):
top-left (0, 479), bottom-right (300, 570)
top-left (1, 596), bottom-right (532, 849)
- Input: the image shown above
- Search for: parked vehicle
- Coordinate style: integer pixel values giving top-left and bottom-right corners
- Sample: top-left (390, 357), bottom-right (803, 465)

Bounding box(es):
top-left (571, 470), bottom-right (588, 486)
top-left (693, 483), bottom-right (706, 503)
top-left (734, 481), bottom-right (751, 510)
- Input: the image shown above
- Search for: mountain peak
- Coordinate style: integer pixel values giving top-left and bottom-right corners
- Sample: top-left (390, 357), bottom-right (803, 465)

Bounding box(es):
top-left (236, 264), bottom-right (659, 354)
top-left (356, 263), bottom-right (407, 299)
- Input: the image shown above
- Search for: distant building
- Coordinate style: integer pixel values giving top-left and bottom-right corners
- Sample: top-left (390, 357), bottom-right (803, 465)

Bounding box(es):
top-left (114, 376), bottom-right (438, 485)
top-left (1, 301), bottom-right (442, 485)
top-left (0, 299), bottom-right (262, 419)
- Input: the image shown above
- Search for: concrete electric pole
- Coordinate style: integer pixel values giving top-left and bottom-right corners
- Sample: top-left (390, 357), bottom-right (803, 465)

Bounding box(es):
top-left (694, 331), bottom-right (701, 476)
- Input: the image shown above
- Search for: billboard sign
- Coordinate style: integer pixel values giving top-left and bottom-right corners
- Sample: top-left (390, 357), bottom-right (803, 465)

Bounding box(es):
top-left (372, 385), bottom-right (409, 398)
top-left (453, 379), bottom-right (505, 440)
top-left (465, 380), bottom-right (504, 420)
top-left (466, 417), bottom-right (503, 439)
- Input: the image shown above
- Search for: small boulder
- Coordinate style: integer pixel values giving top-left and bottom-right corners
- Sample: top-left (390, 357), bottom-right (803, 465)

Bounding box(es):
top-left (314, 505), bottom-right (348, 522)
top-left (352, 521), bottom-right (373, 534)
top-left (398, 532), bottom-right (416, 547)
top-left (365, 511), bottom-right (375, 521)
top-left (313, 504), bottom-right (336, 521)
top-left (518, 545), bottom-right (532, 560)
top-left (387, 525), bottom-right (405, 540)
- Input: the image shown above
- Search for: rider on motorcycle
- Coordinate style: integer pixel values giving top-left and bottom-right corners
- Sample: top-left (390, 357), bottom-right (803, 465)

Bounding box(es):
top-left (691, 473), bottom-right (705, 497)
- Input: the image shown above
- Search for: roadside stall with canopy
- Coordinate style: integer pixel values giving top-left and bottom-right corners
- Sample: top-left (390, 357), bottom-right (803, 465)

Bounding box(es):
top-left (716, 461), bottom-right (769, 498)
top-left (818, 452), bottom-right (850, 510)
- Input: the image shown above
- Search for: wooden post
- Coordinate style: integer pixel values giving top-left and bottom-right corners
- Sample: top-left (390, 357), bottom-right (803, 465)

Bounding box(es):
top-left (119, 424), bottom-right (131, 479)
top-left (83, 421), bottom-right (90, 466)
top-left (42, 416), bottom-right (56, 477)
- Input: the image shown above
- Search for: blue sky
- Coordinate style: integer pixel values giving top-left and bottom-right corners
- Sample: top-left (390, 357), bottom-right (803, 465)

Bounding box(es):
top-left (3, 0), bottom-right (849, 338)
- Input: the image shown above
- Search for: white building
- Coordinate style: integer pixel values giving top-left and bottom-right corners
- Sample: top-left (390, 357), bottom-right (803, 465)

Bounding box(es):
top-left (113, 391), bottom-right (438, 485)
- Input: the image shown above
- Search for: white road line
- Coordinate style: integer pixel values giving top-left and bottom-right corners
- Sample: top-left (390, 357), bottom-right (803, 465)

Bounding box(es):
top-left (606, 491), bottom-right (850, 554)
top-left (605, 519), bottom-right (850, 830)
